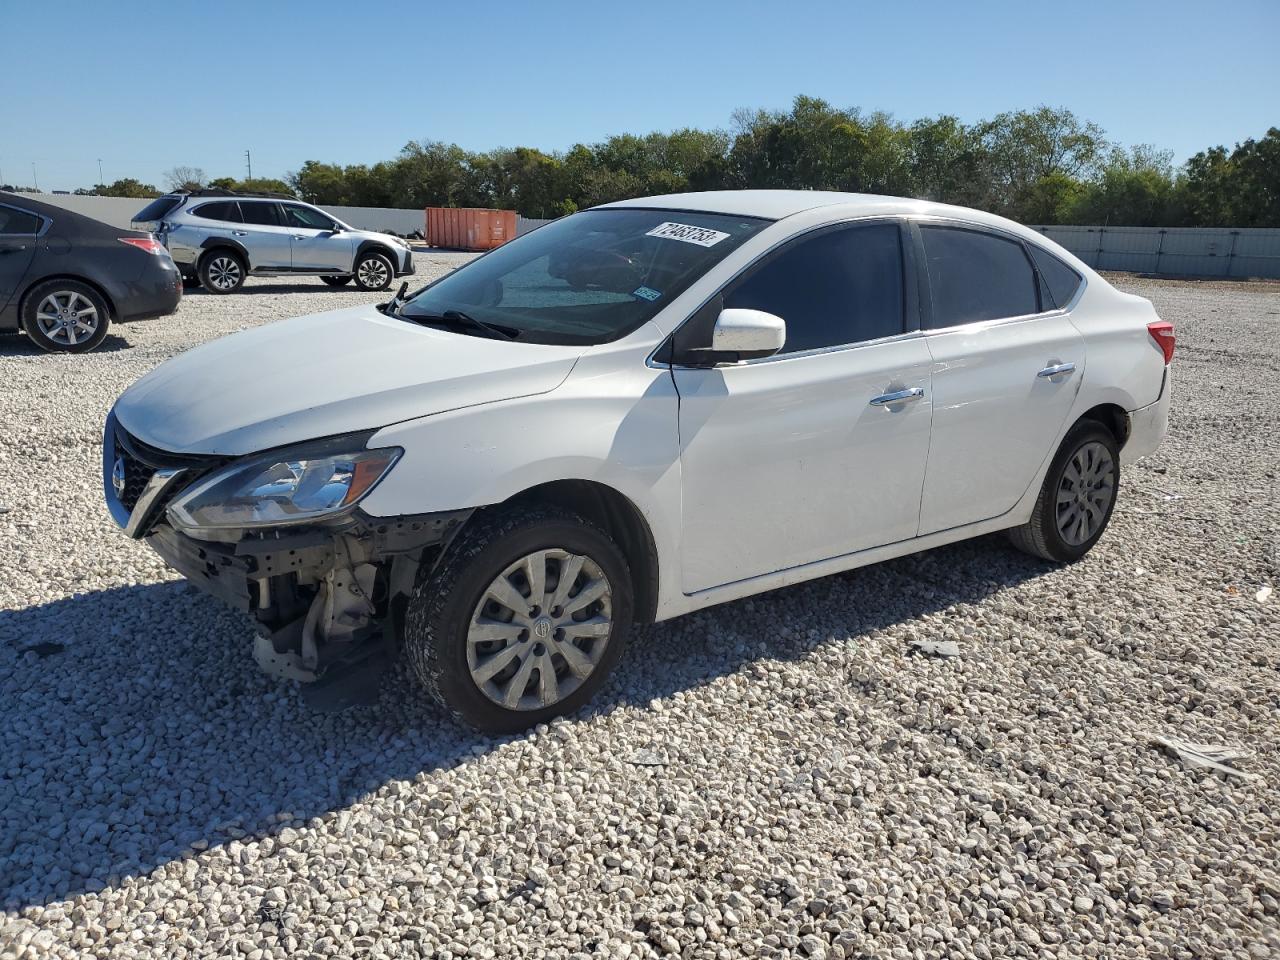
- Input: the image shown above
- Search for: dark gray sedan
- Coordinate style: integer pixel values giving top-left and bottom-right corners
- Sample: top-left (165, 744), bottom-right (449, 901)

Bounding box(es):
top-left (0, 191), bottom-right (182, 352)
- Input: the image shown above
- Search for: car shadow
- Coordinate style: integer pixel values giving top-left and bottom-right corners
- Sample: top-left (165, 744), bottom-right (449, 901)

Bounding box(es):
top-left (0, 332), bottom-right (133, 356)
top-left (0, 535), bottom-right (1050, 908)
top-left (183, 283), bottom-right (365, 296)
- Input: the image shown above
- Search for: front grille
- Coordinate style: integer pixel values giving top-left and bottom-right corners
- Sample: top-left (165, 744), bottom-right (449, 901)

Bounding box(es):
top-left (112, 424), bottom-right (222, 523)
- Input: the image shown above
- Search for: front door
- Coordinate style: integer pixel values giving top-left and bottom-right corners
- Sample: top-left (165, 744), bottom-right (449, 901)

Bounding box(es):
top-left (673, 221), bottom-right (933, 593)
top-left (914, 224), bottom-right (1086, 534)
top-left (281, 203), bottom-right (353, 271)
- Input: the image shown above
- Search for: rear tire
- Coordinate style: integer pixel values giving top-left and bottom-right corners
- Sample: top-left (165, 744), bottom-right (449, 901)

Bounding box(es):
top-left (21, 280), bottom-right (111, 353)
top-left (198, 250), bottom-right (246, 294)
top-left (353, 251), bottom-right (393, 291)
top-left (320, 275), bottom-right (352, 287)
top-left (403, 506), bottom-right (633, 733)
top-left (1007, 419), bottom-right (1120, 563)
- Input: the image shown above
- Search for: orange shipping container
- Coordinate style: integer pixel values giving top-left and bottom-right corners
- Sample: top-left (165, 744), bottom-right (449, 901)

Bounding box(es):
top-left (424, 207), bottom-right (517, 252)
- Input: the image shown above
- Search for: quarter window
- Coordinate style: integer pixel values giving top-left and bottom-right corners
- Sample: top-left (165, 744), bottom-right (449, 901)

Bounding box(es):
top-left (724, 223), bottom-right (904, 354)
top-left (1028, 244), bottom-right (1084, 309)
top-left (239, 202), bottom-right (282, 227)
top-left (920, 226), bottom-right (1039, 328)
top-left (191, 201), bottom-right (241, 223)
top-left (0, 207), bottom-right (42, 234)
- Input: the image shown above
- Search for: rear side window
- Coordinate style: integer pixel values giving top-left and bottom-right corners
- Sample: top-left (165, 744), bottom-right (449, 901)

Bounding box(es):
top-left (134, 196), bottom-right (181, 222)
top-left (1028, 244), bottom-right (1083, 309)
top-left (191, 201), bottom-right (241, 223)
top-left (920, 226), bottom-right (1039, 328)
top-left (0, 206), bottom-right (42, 234)
top-left (725, 223), bottom-right (904, 354)
top-left (239, 202), bottom-right (282, 226)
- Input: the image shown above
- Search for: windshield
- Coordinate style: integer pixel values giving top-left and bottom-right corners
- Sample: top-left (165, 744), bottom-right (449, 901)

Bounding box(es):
top-left (400, 208), bottom-right (768, 345)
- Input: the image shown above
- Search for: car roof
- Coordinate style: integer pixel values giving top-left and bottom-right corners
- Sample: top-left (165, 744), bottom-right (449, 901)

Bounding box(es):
top-left (598, 189), bottom-right (1035, 235)
top-left (0, 190), bottom-right (136, 236)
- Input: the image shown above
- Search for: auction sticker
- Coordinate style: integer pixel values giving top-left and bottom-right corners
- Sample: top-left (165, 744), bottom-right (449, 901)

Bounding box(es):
top-left (646, 221), bottom-right (730, 247)
top-left (633, 285), bottom-right (662, 302)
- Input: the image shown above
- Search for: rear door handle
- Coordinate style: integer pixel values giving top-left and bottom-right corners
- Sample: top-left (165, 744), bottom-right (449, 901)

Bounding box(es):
top-left (232, 231), bottom-right (248, 236)
top-left (1037, 362), bottom-right (1076, 379)
top-left (870, 387), bottom-right (925, 406)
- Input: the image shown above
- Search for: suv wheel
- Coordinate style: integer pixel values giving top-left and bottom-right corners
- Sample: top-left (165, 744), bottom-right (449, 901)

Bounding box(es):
top-left (354, 251), bottom-right (393, 291)
top-left (404, 506), bottom-right (633, 732)
top-left (21, 280), bottom-right (111, 353)
top-left (199, 250), bottom-right (246, 294)
top-left (1007, 419), bottom-right (1120, 563)
top-left (320, 275), bottom-right (352, 287)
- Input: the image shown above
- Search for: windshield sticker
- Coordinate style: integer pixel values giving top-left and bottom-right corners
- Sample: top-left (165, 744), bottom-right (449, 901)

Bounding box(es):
top-left (632, 286), bottom-right (662, 302)
top-left (645, 221), bottom-right (731, 247)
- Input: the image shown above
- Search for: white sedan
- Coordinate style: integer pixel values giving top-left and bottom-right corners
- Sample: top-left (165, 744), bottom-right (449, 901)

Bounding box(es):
top-left (105, 191), bottom-right (1173, 731)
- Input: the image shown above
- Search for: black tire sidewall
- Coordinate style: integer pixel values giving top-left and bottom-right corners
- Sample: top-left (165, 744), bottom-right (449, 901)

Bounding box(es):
top-left (354, 252), bottom-right (393, 291)
top-left (198, 250), bottom-right (245, 294)
top-left (406, 510), bottom-right (634, 733)
top-left (1037, 421), bottom-right (1121, 562)
top-left (21, 280), bottom-right (111, 353)
top-left (320, 275), bottom-right (351, 287)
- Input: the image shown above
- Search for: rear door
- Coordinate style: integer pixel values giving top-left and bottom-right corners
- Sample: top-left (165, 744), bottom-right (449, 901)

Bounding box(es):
top-left (0, 203), bottom-right (42, 315)
top-left (281, 203), bottom-right (353, 271)
top-left (673, 220), bottom-right (934, 593)
top-left (236, 201), bottom-right (292, 269)
top-left (914, 222), bottom-right (1085, 535)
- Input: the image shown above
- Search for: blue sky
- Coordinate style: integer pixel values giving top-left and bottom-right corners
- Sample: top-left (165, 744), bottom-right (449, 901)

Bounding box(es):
top-left (4, 0), bottom-right (1277, 192)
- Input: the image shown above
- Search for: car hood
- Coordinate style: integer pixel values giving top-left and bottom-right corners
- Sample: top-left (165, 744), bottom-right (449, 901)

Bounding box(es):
top-left (114, 305), bottom-right (583, 455)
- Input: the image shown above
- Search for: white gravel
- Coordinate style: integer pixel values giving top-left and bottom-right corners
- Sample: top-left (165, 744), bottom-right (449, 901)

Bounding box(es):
top-left (1, 271), bottom-right (1278, 959)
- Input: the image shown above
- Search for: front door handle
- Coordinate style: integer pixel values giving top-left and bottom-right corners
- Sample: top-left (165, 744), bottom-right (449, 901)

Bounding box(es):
top-left (232, 231), bottom-right (248, 237)
top-left (1037, 362), bottom-right (1076, 379)
top-left (870, 387), bottom-right (925, 406)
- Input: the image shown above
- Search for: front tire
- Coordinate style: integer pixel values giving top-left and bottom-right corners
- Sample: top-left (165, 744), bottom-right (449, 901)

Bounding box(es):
top-left (21, 280), bottom-right (111, 353)
top-left (1007, 419), bottom-right (1120, 563)
top-left (404, 506), bottom-right (633, 733)
top-left (198, 250), bottom-right (246, 294)
top-left (353, 251), bottom-right (393, 291)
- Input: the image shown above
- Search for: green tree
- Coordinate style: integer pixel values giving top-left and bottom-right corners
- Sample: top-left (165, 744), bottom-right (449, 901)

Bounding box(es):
top-left (93, 178), bottom-right (161, 198)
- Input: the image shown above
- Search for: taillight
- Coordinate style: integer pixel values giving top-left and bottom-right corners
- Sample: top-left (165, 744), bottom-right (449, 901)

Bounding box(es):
top-left (118, 237), bottom-right (165, 255)
top-left (1148, 320), bottom-right (1175, 364)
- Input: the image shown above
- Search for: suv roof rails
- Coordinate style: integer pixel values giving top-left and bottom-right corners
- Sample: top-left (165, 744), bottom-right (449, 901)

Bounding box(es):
top-left (173, 187), bottom-right (295, 200)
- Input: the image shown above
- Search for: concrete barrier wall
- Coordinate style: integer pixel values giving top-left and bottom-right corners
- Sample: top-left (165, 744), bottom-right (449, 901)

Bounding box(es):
top-left (15, 195), bottom-right (1279, 277)
top-left (1032, 225), bottom-right (1280, 279)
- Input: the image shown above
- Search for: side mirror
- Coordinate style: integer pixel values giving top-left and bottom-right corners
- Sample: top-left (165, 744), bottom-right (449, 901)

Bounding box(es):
top-left (704, 308), bottom-right (786, 363)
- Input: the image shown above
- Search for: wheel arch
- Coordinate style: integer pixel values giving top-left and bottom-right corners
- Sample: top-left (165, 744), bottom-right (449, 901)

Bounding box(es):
top-left (19, 274), bottom-right (118, 323)
top-left (482, 479), bottom-right (661, 625)
top-left (1075, 402), bottom-right (1130, 446)
top-left (355, 240), bottom-right (398, 269)
top-left (198, 238), bottom-right (250, 269)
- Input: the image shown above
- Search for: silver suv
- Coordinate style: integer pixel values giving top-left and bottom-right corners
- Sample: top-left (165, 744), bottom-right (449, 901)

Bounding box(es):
top-left (132, 190), bottom-right (414, 294)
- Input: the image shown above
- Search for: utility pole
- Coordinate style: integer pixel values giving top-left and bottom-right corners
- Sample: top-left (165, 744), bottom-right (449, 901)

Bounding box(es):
top-left (97, 158), bottom-right (104, 185)
top-left (31, 163), bottom-right (38, 192)
top-left (245, 150), bottom-right (252, 182)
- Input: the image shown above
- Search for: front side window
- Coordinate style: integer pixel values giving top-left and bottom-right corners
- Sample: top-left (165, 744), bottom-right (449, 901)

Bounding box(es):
top-left (920, 226), bottom-right (1039, 328)
top-left (724, 222), bottom-right (904, 354)
top-left (1028, 244), bottom-right (1084, 309)
top-left (239, 202), bottom-right (282, 227)
top-left (283, 204), bottom-right (336, 230)
top-left (0, 206), bottom-right (42, 235)
top-left (401, 208), bottom-right (766, 345)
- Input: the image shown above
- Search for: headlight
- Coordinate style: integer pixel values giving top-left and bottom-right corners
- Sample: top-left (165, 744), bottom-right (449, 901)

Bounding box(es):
top-left (167, 436), bottom-right (401, 532)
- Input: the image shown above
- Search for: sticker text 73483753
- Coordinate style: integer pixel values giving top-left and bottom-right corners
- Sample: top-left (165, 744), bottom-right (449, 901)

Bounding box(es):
top-left (645, 222), bottom-right (731, 247)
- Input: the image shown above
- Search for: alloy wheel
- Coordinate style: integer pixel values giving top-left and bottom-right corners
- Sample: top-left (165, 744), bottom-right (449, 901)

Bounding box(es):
top-left (35, 291), bottom-right (100, 346)
top-left (357, 257), bottom-right (389, 288)
top-left (1055, 440), bottom-right (1115, 546)
top-left (207, 256), bottom-right (242, 291)
top-left (466, 549), bottom-right (613, 711)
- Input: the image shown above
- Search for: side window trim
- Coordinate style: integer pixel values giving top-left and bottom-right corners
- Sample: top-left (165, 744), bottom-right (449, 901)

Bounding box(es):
top-left (0, 202), bottom-right (51, 237)
top-left (909, 217), bottom-right (1083, 334)
top-left (657, 216), bottom-right (920, 367)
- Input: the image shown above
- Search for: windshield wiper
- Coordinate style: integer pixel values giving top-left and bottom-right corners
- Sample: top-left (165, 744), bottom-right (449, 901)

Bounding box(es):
top-left (406, 309), bottom-right (520, 341)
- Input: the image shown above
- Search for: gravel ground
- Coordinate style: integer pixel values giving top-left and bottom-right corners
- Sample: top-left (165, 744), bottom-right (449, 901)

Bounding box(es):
top-left (1, 271), bottom-right (1277, 959)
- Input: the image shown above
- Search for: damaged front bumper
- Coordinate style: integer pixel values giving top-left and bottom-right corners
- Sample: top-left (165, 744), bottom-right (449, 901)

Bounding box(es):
top-left (103, 412), bottom-right (472, 685)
